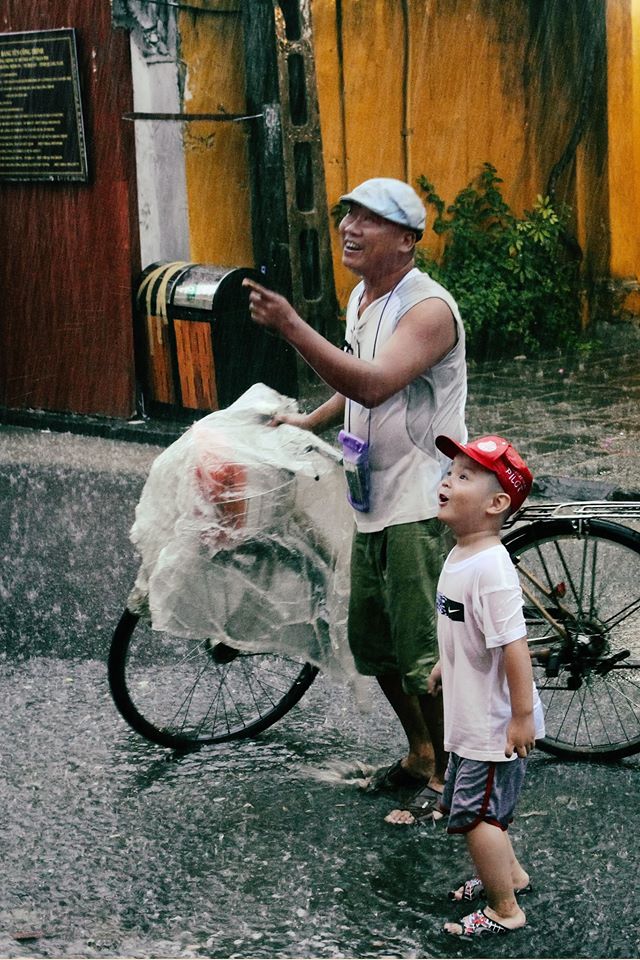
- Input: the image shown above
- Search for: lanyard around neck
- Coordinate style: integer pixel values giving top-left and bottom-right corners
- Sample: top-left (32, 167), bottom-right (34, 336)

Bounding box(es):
top-left (346, 279), bottom-right (401, 439)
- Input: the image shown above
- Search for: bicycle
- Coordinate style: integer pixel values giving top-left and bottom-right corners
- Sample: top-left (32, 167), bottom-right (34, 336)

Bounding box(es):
top-left (108, 413), bottom-right (640, 761)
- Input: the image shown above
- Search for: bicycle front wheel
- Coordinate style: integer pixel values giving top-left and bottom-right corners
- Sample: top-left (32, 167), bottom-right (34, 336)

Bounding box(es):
top-left (108, 609), bottom-right (319, 750)
top-left (108, 539), bottom-right (327, 749)
top-left (504, 518), bottom-right (640, 760)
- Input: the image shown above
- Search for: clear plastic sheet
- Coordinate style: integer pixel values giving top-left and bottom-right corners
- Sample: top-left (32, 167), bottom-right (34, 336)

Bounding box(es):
top-left (129, 383), bottom-right (357, 680)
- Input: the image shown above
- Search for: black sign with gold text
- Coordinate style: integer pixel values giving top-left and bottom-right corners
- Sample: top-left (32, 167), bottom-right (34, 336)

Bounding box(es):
top-left (0, 28), bottom-right (88, 182)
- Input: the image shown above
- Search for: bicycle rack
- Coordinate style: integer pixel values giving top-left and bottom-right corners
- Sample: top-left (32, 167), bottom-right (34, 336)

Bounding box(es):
top-left (504, 501), bottom-right (640, 527)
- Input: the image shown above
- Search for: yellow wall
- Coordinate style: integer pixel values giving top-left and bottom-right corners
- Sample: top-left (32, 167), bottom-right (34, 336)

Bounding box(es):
top-left (311, 0), bottom-right (544, 305)
top-left (178, 0), bottom-right (638, 316)
top-left (406, 0), bottom-right (530, 213)
top-left (178, 3), bottom-right (253, 268)
top-left (632, 0), bottom-right (640, 315)
top-left (606, 0), bottom-right (640, 287)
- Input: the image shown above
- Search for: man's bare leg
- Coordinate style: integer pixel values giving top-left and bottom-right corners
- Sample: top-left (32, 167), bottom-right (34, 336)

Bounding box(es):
top-left (418, 691), bottom-right (447, 788)
top-left (376, 671), bottom-right (447, 791)
top-left (376, 671), bottom-right (435, 780)
top-left (382, 686), bottom-right (447, 824)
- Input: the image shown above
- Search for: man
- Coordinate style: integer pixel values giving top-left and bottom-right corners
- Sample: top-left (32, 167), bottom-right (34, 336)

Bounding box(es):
top-left (244, 178), bottom-right (467, 800)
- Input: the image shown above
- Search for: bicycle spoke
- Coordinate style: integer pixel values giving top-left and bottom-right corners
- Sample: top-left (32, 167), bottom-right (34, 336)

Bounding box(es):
top-left (166, 652), bottom-right (219, 735)
top-left (583, 674), bottom-right (640, 747)
top-left (588, 537), bottom-right (598, 621)
top-left (605, 673), bottom-right (640, 741)
top-left (576, 536), bottom-right (589, 625)
top-left (582, 681), bottom-right (613, 748)
top-left (192, 661), bottom-right (235, 738)
top-left (221, 657), bottom-right (277, 727)
top-left (551, 538), bottom-right (582, 617)
top-left (538, 672), bottom-right (640, 752)
top-left (603, 595), bottom-right (640, 632)
top-left (605, 671), bottom-right (640, 711)
top-left (541, 679), bottom-right (579, 745)
top-left (505, 519), bottom-right (640, 758)
top-left (238, 655), bottom-right (289, 708)
top-left (531, 543), bottom-right (562, 605)
top-left (110, 611), bottom-right (318, 748)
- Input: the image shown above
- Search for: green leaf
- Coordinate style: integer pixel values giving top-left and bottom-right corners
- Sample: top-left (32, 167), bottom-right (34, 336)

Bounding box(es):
top-left (415, 164), bottom-right (581, 358)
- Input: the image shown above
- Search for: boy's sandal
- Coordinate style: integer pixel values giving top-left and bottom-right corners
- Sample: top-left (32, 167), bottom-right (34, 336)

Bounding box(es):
top-left (447, 876), bottom-right (532, 902)
top-left (444, 908), bottom-right (513, 938)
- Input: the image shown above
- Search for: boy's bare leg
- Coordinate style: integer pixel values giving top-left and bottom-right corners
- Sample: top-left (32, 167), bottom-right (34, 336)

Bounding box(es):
top-left (450, 827), bottom-right (530, 900)
top-left (376, 672), bottom-right (436, 781)
top-left (445, 823), bottom-right (527, 934)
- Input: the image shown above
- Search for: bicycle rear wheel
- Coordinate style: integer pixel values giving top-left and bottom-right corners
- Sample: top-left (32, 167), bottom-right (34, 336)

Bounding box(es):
top-left (108, 540), bottom-right (324, 749)
top-left (503, 518), bottom-right (640, 760)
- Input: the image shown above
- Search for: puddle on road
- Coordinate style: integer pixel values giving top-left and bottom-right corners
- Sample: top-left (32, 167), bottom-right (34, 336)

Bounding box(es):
top-left (0, 657), bottom-right (638, 959)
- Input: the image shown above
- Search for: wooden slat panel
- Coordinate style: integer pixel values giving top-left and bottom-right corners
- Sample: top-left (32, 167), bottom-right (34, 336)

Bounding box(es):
top-left (309, 0), bottom-right (351, 305)
top-left (606, 0), bottom-right (639, 277)
top-left (146, 315), bottom-right (175, 405)
top-left (173, 318), bottom-right (218, 410)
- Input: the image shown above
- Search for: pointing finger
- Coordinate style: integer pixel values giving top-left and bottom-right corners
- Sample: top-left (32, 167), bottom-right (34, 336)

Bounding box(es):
top-left (242, 278), bottom-right (268, 295)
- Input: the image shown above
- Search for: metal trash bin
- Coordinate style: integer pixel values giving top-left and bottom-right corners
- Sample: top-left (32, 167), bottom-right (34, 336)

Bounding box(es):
top-left (135, 261), bottom-right (297, 415)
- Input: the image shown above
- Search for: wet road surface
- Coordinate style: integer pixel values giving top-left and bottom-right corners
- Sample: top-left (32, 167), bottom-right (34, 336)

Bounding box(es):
top-left (1, 333), bottom-right (639, 959)
top-left (1, 656), bottom-right (638, 959)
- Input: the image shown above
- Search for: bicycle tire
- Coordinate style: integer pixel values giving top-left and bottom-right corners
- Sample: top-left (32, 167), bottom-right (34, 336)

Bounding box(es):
top-left (108, 540), bottom-right (324, 749)
top-left (503, 517), bottom-right (640, 760)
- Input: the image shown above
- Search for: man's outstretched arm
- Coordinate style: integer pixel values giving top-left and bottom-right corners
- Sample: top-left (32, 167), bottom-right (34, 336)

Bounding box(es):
top-left (244, 280), bottom-right (456, 408)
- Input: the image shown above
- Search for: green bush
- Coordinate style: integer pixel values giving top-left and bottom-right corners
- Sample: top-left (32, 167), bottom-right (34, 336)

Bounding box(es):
top-left (415, 163), bottom-right (582, 358)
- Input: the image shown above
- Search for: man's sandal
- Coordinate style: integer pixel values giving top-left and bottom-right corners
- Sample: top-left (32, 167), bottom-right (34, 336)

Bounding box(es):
top-left (448, 876), bottom-right (532, 902)
top-left (444, 908), bottom-right (517, 938)
top-left (387, 784), bottom-right (444, 824)
top-left (367, 758), bottom-right (429, 793)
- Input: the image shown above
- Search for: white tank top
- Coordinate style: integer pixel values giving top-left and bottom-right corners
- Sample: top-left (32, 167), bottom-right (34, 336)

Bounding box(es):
top-left (343, 267), bottom-right (467, 532)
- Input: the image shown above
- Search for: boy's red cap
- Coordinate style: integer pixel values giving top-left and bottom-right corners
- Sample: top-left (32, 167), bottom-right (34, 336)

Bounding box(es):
top-left (435, 434), bottom-right (533, 512)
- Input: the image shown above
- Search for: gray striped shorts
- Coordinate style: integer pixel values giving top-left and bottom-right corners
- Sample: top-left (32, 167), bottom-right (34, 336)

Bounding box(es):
top-left (439, 753), bottom-right (527, 834)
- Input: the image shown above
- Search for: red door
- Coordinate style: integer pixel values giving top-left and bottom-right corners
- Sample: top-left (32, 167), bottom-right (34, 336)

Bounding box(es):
top-left (0, 2), bottom-right (139, 418)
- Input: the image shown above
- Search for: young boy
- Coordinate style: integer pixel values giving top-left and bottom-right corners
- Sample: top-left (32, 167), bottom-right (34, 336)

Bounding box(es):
top-left (430, 434), bottom-right (545, 938)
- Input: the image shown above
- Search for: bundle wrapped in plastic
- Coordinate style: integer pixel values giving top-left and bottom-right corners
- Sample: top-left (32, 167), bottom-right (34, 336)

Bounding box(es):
top-left (129, 383), bottom-right (356, 679)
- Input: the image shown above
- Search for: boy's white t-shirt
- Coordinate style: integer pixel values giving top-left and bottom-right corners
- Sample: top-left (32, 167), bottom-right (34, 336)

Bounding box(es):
top-left (436, 543), bottom-right (545, 762)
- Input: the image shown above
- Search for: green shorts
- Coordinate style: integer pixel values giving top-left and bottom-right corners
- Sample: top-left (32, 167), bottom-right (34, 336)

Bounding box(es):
top-left (348, 518), bottom-right (451, 694)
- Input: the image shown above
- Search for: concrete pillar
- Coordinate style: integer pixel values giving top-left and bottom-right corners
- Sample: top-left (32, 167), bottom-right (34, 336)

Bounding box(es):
top-left (129, 38), bottom-right (191, 266)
